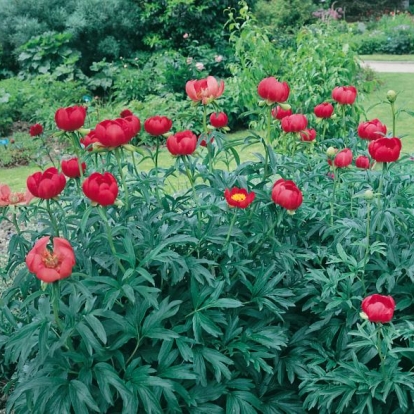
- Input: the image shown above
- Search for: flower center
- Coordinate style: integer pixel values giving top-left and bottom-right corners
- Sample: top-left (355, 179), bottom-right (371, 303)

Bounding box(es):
top-left (231, 193), bottom-right (246, 202)
top-left (42, 251), bottom-right (59, 269)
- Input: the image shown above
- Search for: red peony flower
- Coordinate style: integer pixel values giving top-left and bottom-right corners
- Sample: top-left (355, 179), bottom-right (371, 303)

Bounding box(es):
top-left (26, 236), bottom-right (75, 283)
top-left (355, 155), bottom-right (370, 169)
top-left (314, 102), bottom-right (334, 118)
top-left (358, 119), bottom-right (387, 141)
top-left (120, 109), bottom-right (134, 118)
top-left (144, 116), bottom-right (173, 136)
top-left (95, 118), bottom-right (134, 147)
top-left (271, 106), bottom-right (292, 120)
top-left (300, 128), bottom-right (316, 142)
top-left (27, 167), bottom-right (66, 199)
top-left (210, 112), bottom-right (228, 128)
top-left (55, 106), bottom-right (87, 131)
top-left (271, 179), bottom-right (303, 212)
top-left (82, 172), bottom-right (118, 206)
top-left (61, 158), bottom-right (86, 178)
top-left (30, 123), bottom-right (43, 137)
top-left (257, 77), bottom-right (290, 103)
top-left (361, 294), bottom-right (395, 323)
top-left (80, 130), bottom-right (100, 151)
top-left (185, 76), bottom-right (225, 105)
top-left (224, 188), bottom-right (255, 208)
top-left (334, 148), bottom-right (353, 168)
top-left (281, 114), bottom-right (308, 133)
top-left (166, 130), bottom-right (197, 156)
top-left (368, 137), bottom-right (402, 162)
top-left (123, 115), bottom-right (141, 136)
top-left (332, 86), bottom-right (357, 105)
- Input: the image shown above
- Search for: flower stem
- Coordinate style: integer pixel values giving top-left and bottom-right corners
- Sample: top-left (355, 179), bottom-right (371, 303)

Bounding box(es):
top-left (223, 210), bottom-right (237, 251)
top-left (263, 106), bottom-right (273, 179)
top-left (51, 282), bottom-right (63, 331)
top-left (330, 168), bottom-right (339, 226)
top-left (11, 210), bottom-right (21, 235)
top-left (183, 156), bottom-right (201, 236)
top-left (98, 206), bottom-right (126, 273)
top-left (46, 199), bottom-right (60, 236)
top-left (115, 147), bottom-right (129, 210)
top-left (377, 325), bottom-right (386, 377)
top-left (360, 200), bottom-right (371, 294)
top-left (390, 102), bottom-right (396, 137)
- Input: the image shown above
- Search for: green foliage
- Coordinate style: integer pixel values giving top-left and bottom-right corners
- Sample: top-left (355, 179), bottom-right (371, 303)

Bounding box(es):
top-left (0, 76), bottom-right (89, 134)
top-left (254, 0), bottom-right (316, 31)
top-left (17, 32), bottom-right (83, 80)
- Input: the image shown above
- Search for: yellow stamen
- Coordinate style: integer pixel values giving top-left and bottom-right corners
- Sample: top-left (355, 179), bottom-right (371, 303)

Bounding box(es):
top-left (231, 193), bottom-right (246, 202)
top-left (42, 251), bottom-right (59, 268)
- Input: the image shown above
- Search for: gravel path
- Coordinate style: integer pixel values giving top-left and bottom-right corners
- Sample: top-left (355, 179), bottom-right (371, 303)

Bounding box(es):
top-left (361, 60), bottom-right (414, 73)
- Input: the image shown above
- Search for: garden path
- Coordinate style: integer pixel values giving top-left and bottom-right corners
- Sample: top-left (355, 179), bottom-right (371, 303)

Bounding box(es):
top-left (361, 60), bottom-right (414, 73)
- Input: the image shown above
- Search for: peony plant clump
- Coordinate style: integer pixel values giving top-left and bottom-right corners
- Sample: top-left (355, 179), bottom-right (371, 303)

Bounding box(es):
top-left (1, 71), bottom-right (414, 414)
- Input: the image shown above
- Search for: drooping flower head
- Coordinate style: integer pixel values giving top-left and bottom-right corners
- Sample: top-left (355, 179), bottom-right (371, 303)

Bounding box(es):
top-left (271, 106), bottom-right (292, 120)
top-left (26, 236), bottom-right (76, 283)
top-left (185, 76), bottom-right (225, 105)
top-left (300, 128), bottom-right (316, 142)
top-left (80, 130), bottom-right (100, 151)
top-left (224, 188), bottom-right (255, 208)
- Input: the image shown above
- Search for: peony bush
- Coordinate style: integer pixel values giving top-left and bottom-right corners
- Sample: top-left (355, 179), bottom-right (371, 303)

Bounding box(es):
top-left (1, 71), bottom-right (414, 414)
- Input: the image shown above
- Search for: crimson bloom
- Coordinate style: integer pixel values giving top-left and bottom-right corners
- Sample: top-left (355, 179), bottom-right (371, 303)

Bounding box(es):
top-left (271, 106), bottom-right (292, 120)
top-left (368, 137), bottom-right (402, 162)
top-left (271, 179), bottom-right (303, 212)
top-left (334, 148), bottom-right (353, 168)
top-left (144, 116), bottom-right (173, 136)
top-left (120, 109), bottom-right (134, 118)
top-left (30, 123), bottom-right (43, 137)
top-left (123, 115), bottom-right (141, 136)
top-left (224, 188), bottom-right (255, 208)
top-left (0, 184), bottom-right (33, 206)
top-left (95, 118), bottom-right (134, 147)
top-left (55, 106), bottom-right (87, 131)
top-left (361, 294), bottom-right (395, 323)
top-left (82, 172), bottom-right (118, 206)
top-left (332, 86), bottom-right (357, 105)
top-left (61, 158), bottom-right (86, 178)
top-left (210, 112), bottom-right (228, 128)
top-left (257, 77), bottom-right (289, 103)
top-left (26, 236), bottom-right (75, 283)
top-left (355, 155), bottom-right (370, 169)
top-left (27, 167), bottom-right (66, 199)
top-left (185, 76), bottom-right (225, 105)
top-left (314, 102), bottom-right (334, 118)
top-left (358, 119), bottom-right (387, 141)
top-left (300, 128), bottom-right (316, 142)
top-left (166, 130), bottom-right (197, 156)
top-left (281, 114), bottom-right (308, 133)
top-left (80, 130), bottom-right (100, 151)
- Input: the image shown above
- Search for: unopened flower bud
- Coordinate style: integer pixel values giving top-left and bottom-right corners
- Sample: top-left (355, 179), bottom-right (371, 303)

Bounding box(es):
top-left (386, 90), bottom-right (397, 103)
top-left (278, 103), bottom-right (291, 111)
top-left (326, 146), bottom-right (337, 157)
top-left (364, 190), bottom-right (374, 200)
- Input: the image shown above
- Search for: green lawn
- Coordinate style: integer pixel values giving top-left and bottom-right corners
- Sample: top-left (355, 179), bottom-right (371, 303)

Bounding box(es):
top-left (1, 72), bottom-right (413, 192)
top-left (359, 54), bottom-right (414, 61)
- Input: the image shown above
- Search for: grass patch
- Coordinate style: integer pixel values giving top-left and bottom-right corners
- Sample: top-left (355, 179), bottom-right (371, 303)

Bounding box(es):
top-left (359, 54), bottom-right (414, 61)
top-left (361, 72), bottom-right (414, 152)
